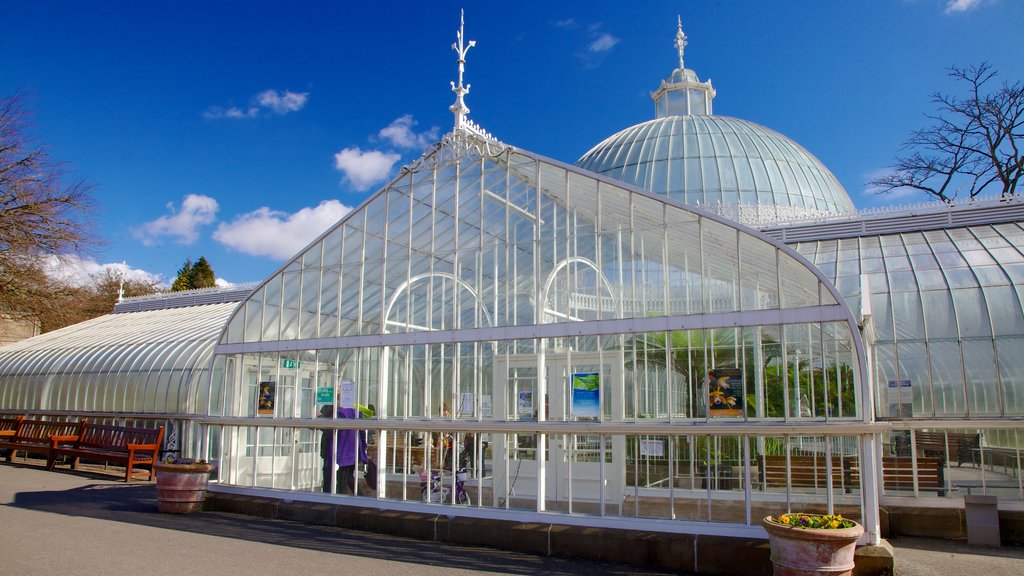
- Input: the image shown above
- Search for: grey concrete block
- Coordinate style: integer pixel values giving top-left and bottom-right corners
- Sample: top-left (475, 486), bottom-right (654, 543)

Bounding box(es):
top-left (965, 495), bottom-right (1000, 547)
top-left (277, 500), bottom-right (337, 527)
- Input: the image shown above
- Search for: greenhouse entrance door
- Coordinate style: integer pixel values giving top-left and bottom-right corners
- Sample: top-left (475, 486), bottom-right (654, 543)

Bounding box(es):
top-left (492, 351), bottom-right (625, 513)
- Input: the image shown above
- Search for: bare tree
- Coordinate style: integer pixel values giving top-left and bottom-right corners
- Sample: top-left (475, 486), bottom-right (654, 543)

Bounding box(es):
top-left (0, 93), bottom-right (96, 327)
top-left (872, 63), bottom-right (1024, 203)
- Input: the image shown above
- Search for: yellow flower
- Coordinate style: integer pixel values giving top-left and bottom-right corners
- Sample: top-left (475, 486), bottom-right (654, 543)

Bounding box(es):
top-left (828, 520), bottom-right (840, 529)
top-left (779, 514), bottom-right (790, 524)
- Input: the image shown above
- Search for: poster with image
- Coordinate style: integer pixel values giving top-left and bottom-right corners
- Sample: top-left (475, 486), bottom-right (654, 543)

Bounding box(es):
top-left (706, 368), bottom-right (743, 417)
top-left (257, 381), bottom-right (276, 416)
top-left (571, 372), bottom-right (600, 420)
top-left (517, 390), bottom-right (534, 417)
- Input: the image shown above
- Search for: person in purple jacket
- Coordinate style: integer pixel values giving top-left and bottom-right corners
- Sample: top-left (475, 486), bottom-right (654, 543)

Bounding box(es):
top-left (320, 405), bottom-right (368, 495)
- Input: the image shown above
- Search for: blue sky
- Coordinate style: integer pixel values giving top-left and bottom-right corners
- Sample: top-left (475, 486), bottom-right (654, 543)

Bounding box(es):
top-left (2, 0), bottom-right (1021, 286)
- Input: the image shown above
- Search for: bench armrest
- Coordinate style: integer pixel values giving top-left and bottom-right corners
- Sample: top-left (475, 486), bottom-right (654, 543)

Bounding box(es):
top-left (126, 442), bottom-right (159, 451)
top-left (50, 434), bottom-right (80, 447)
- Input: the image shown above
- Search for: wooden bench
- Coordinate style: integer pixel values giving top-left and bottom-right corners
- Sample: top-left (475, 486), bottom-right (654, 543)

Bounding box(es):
top-left (881, 456), bottom-right (946, 496)
top-left (0, 416), bottom-right (22, 438)
top-left (0, 416), bottom-right (23, 457)
top-left (762, 455), bottom-right (859, 493)
top-left (762, 454), bottom-right (947, 496)
top-left (49, 421), bottom-right (164, 482)
top-left (0, 418), bottom-right (84, 464)
top-left (894, 431), bottom-right (980, 467)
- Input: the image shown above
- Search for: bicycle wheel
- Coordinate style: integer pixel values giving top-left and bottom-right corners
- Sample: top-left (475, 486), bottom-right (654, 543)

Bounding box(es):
top-left (456, 490), bottom-right (471, 506)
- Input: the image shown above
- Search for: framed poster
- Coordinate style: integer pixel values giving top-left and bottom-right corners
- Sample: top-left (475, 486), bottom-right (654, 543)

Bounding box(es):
top-left (517, 390), bottom-right (534, 417)
top-left (571, 372), bottom-right (600, 420)
top-left (257, 381), bottom-right (276, 416)
top-left (707, 368), bottom-right (743, 417)
top-left (338, 380), bottom-right (356, 408)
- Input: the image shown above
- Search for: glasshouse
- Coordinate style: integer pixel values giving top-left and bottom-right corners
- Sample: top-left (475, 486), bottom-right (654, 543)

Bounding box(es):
top-left (1, 17), bottom-right (1022, 558)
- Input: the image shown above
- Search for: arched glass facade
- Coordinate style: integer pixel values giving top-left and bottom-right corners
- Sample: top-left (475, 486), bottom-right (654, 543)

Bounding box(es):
top-left (791, 223), bottom-right (1024, 419)
top-left (205, 129), bottom-right (872, 533)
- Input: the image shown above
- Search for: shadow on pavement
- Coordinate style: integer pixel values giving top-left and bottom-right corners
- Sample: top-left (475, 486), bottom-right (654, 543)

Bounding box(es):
top-left (8, 471), bottom-right (677, 576)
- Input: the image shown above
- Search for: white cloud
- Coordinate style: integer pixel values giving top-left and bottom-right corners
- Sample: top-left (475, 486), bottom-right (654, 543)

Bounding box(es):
top-left (134, 194), bottom-right (219, 245)
top-left (204, 106), bottom-right (258, 120)
top-left (213, 199), bottom-right (353, 260)
top-left (42, 255), bottom-right (164, 288)
top-left (945, 0), bottom-right (983, 14)
top-left (256, 89), bottom-right (308, 114)
top-left (377, 115), bottom-right (440, 149)
top-left (860, 168), bottom-right (923, 204)
top-left (588, 33), bottom-right (620, 53)
top-left (204, 88), bottom-right (308, 120)
top-left (333, 146), bottom-right (401, 191)
top-left (554, 20), bottom-right (619, 67)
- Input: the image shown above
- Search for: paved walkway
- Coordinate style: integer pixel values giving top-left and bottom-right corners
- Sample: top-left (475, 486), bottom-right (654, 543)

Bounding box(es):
top-left (1, 462), bottom-right (1022, 575)
top-left (0, 463), bottom-right (673, 576)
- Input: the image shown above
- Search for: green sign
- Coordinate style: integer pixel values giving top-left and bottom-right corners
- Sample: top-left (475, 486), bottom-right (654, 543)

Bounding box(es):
top-left (316, 386), bottom-right (333, 404)
top-left (282, 359), bottom-right (299, 369)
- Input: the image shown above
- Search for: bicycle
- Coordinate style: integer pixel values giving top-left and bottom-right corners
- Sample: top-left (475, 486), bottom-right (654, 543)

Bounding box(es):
top-left (420, 467), bottom-right (472, 505)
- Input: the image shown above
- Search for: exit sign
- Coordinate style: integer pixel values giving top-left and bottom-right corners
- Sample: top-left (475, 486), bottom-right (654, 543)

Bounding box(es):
top-left (282, 359), bottom-right (299, 369)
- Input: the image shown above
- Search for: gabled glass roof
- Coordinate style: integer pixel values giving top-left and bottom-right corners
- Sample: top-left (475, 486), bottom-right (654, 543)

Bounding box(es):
top-left (218, 129), bottom-right (855, 349)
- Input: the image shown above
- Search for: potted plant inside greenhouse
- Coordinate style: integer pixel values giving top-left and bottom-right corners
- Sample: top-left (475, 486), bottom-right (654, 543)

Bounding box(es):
top-left (153, 456), bottom-right (214, 514)
top-left (762, 513), bottom-right (863, 576)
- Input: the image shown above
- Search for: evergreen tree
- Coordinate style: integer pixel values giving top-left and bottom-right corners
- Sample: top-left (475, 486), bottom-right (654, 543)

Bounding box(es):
top-left (188, 256), bottom-right (216, 289)
top-left (171, 257), bottom-right (216, 291)
top-left (171, 258), bottom-right (193, 292)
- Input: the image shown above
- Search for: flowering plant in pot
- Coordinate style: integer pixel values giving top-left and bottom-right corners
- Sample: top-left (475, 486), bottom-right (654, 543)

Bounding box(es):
top-left (154, 456), bottom-right (214, 514)
top-left (762, 513), bottom-right (863, 576)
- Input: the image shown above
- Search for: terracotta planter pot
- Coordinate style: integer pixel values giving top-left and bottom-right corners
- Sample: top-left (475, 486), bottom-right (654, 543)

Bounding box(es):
top-left (762, 515), bottom-right (864, 576)
top-left (154, 462), bottom-right (214, 514)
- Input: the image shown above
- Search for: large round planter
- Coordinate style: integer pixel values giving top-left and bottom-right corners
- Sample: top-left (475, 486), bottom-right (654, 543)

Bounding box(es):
top-left (762, 515), bottom-right (864, 576)
top-left (154, 462), bottom-right (214, 514)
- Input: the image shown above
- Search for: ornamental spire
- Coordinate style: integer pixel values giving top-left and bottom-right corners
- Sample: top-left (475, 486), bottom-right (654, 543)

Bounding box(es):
top-left (675, 15), bottom-right (687, 70)
top-left (450, 9), bottom-right (476, 131)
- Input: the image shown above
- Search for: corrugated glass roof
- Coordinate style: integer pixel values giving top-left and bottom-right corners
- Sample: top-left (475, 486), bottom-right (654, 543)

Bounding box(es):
top-left (0, 302), bottom-right (239, 413)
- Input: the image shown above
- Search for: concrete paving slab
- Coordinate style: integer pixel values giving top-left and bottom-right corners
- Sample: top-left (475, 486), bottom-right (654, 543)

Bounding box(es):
top-left (0, 462), bottom-right (674, 576)
top-left (3, 461), bottom-right (1023, 576)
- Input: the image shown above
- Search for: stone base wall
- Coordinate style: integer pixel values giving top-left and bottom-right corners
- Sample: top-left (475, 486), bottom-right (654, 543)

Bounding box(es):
top-left (205, 491), bottom-right (900, 575)
top-left (881, 504), bottom-right (1024, 545)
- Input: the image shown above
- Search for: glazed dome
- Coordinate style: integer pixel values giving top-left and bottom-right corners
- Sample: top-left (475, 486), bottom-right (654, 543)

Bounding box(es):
top-left (577, 115), bottom-right (856, 223)
top-left (576, 20), bottom-right (855, 226)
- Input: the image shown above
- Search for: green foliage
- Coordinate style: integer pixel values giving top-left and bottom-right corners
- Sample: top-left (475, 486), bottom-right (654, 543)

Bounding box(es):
top-left (190, 257), bottom-right (216, 289)
top-left (171, 257), bottom-right (216, 291)
top-left (171, 259), bottom-right (192, 292)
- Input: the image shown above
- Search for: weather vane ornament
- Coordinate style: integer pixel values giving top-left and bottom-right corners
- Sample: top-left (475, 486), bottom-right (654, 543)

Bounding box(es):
top-left (450, 9), bottom-right (476, 131)
top-left (675, 15), bottom-right (687, 70)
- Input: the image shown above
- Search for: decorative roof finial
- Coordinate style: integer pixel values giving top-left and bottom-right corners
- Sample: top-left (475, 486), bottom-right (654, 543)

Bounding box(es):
top-left (450, 9), bottom-right (476, 131)
top-left (675, 15), bottom-right (687, 70)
